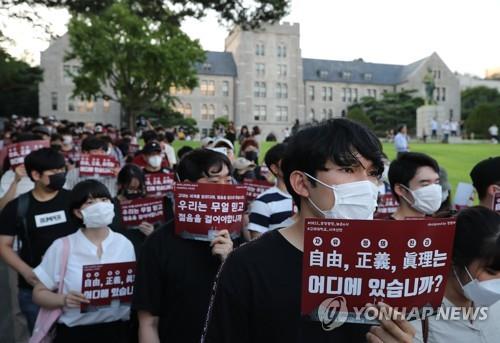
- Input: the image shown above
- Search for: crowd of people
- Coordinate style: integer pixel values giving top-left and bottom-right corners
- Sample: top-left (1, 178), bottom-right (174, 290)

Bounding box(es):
top-left (0, 114), bottom-right (498, 343)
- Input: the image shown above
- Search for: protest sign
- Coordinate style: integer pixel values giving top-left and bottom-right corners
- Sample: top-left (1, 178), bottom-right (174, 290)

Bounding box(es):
top-left (453, 182), bottom-right (475, 211)
top-left (119, 197), bottom-right (165, 226)
top-left (173, 182), bottom-right (246, 241)
top-left (145, 172), bottom-right (175, 196)
top-left (242, 178), bottom-right (274, 204)
top-left (374, 194), bottom-right (399, 219)
top-left (81, 261), bottom-right (136, 313)
top-left (7, 140), bottom-right (50, 168)
top-left (493, 192), bottom-right (500, 213)
top-left (301, 218), bottom-right (456, 324)
top-left (79, 154), bottom-right (118, 177)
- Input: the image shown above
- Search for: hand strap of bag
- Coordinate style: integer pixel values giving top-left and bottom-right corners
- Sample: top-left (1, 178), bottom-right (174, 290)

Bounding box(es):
top-left (57, 237), bottom-right (70, 295)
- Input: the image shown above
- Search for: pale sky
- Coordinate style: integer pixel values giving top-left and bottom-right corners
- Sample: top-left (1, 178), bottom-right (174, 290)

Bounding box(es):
top-left (3, 0), bottom-right (500, 77)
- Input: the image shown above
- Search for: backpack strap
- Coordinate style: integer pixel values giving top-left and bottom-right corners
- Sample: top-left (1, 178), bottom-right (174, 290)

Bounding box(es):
top-left (16, 192), bottom-right (32, 264)
top-left (57, 237), bottom-right (70, 294)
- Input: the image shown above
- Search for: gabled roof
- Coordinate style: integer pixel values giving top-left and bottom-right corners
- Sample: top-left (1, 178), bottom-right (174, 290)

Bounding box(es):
top-left (195, 51), bottom-right (237, 77)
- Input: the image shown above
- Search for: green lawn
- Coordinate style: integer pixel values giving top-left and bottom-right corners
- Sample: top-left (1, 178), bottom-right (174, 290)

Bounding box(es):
top-left (173, 139), bottom-right (499, 194)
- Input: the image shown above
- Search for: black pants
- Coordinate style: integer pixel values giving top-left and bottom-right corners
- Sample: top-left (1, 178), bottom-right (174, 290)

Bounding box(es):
top-left (55, 320), bottom-right (129, 343)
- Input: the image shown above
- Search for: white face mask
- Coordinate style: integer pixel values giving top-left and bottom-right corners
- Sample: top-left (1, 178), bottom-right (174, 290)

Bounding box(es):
top-left (454, 266), bottom-right (500, 307)
top-left (148, 155), bottom-right (162, 168)
top-left (81, 201), bottom-right (115, 228)
top-left (62, 136), bottom-right (73, 145)
top-left (305, 173), bottom-right (378, 220)
top-left (401, 183), bottom-right (442, 215)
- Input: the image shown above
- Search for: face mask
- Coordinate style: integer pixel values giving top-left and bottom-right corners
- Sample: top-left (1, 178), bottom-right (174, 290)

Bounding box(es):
top-left (305, 173), bottom-right (378, 220)
top-left (80, 201), bottom-right (115, 228)
top-left (63, 136), bottom-right (73, 145)
top-left (401, 184), bottom-right (442, 215)
top-left (148, 155), bottom-right (162, 168)
top-left (382, 165), bottom-right (390, 183)
top-left (245, 151), bottom-right (258, 163)
top-left (454, 266), bottom-right (500, 307)
top-left (124, 190), bottom-right (143, 200)
top-left (47, 172), bottom-right (66, 191)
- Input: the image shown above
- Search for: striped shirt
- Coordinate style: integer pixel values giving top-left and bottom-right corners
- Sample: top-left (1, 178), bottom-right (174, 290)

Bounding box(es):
top-left (247, 187), bottom-right (294, 233)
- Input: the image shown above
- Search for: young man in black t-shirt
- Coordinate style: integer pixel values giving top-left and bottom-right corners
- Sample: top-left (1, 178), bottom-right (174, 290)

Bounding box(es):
top-left (132, 149), bottom-right (235, 343)
top-left (0, 148), bottom-right (75, 333)
top-left (203, 119), bottom-right (411, 342)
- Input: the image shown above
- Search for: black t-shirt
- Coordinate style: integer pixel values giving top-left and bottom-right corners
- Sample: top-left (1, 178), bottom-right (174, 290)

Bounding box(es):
top-left (202, 230), bottom-right (370, 343)
top-left (0, 189), bottom-right (77, 289)
top-left (132, 220), bottom-right (222, 343)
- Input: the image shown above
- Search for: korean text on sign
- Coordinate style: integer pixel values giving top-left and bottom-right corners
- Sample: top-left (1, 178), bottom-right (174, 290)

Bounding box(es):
top-left (242, 178), bottom-right (274, 204)
top-left (8, 140), bottom-right (50, 168)
top-left (119, 197), bottom-right (165, 226)
top-left (80, 261), bottom-right (136, 313)
top-left (145, 172), bottom-right (175, 196)
top-left (301, 218), bottom-right (456, 323)
top-left (174, 182), bottom-right (247, 241)
top-left (79, 154), bottom-right (118, 177)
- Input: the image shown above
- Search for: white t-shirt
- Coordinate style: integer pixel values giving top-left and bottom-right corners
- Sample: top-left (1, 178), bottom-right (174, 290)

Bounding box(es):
top-left (34, 229), bottom-right (135, 327)
top-left (411, 297), bottom-right (500, 343)
top-left (164, 144), bottom-right (177, 166)
top-left (0, 170), bottom-right (34, 198)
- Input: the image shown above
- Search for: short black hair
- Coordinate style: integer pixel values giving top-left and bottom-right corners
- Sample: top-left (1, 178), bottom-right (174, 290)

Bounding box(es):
top-left (69, 179), bottom-right (113, 225)
top-left (264, 143), bottom-right (287, 173)
top-left (142, 130), bottom-right (158, 144)
top-left (177, 145), bottom-right (194, 160)
top-left (176, 148), bottom-right (232, 182)
top-left (24, 147), bottom-right (65, 181)
top-left (81, 136), bottom-right (107, 152)
top-left (164, 131), bottom-right (175, 144)
top-left (13, 133), bottom-right (43, 143)
top-left (453, 206), bottom-right (500, 272)
top-left (388, 152), bottom-right (439, 201)
top-left (282, 118), bottom-right (384, 210)
top-left (117, 164), bottom-right (145, 192)
top-left (470, 156), bottom-right (500, 200)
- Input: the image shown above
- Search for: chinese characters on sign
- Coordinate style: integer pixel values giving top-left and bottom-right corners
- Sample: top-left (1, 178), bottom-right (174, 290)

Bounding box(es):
top-left (79, 154), bottom-right (118, 177)
top-left (119, 197), bottom-right (165, 226)
top-left (8, 140), bottom-right (50, 168)
top-left (173, 182), bottom-right (247, 241)
top-left (301, 218), bottom-right (456, 323)
top-left (242, 178), bottom-right (274, 204)
top-left (80, 262), bottom-right (136, 313)
top-left (145, 172), bottom-right (175, 197)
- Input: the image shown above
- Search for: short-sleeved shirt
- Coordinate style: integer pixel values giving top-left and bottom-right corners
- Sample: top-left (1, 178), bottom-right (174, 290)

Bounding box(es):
top-left (0, 170), bottom-right (34, 198)
top-left (412, 297), bottom-right (500, 343)
top-left (247, 187), bottom-right (294, 233)
top-left (132, 220), bottom-right (222, 343)
top-left (34, 229), bottom-right (135, 327)
top-left (0, 189), bottom-right (76, 289)
top-left (202, 230), bottom-right (371, 342)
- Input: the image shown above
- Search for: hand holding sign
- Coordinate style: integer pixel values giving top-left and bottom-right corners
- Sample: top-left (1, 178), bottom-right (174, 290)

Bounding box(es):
top-left (64, 291), bottom-right (90, 308)
top-left (210, 229), bottom-right (233, 261)
top-left (366, 302), bottom-right (416, 343)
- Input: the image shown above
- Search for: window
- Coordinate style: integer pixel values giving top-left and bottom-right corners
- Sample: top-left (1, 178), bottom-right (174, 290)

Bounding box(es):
top-left (321, 87), bottom-right (327, 101)
top-left (184, 103), bottom-right (192, 118)
top-left (222, 81), bottom-right (229, 97)
top-left (277, 64), bottom-right (287, 77)
top-left (341, 110), bottom-right (346, 117)
top-left (347, 88), bottom-right (352, 102)
top-left (51, 92), bottom-right (58, 111)
top-left (201, 104), bottom-right (208, 120)
top-left (342, 88), bottom-right (346, 102)
top-left (222, 105), bottom-right (229, 117)
top-left (200, 81), bottom-right (208, 96)
top-left (276, 106), bottom-right (288, 122)
top-left (309, 108), bottom-right (315, 120)
top-left (76, 96), bottom-right (95, 113)
top-left (207, 81), bottom-right (215, 96)
top-left (208, 104), bottom-right (215, 120)
top-left (318, 70), bottom-right (329, 78)
top-left (442, 87), bottom-right (446, 101)
top-left (354, 88), bottom-right (358, 102)
top-left (363, 73), bottom-right (373, 81)
top-left (256, 63), bottom-right (265, 77)
top-left (342, 71), bottom-right (352, 80)
top-left (103, 98), bottom-right (110, 112)
top-left (277, 44), bottom-right (287, 58)
top-left (435, 88), bottom-right (440, 101)
top-left (276, 83), bottom-right (288, 99)
top-left (67, 96), bottom-right (75, 112)
top-left (322, 108), bottom-right (327, 119)
top-left (367, 89), bottom-right (378, 99)
top-left (309, 85), bottom-right (315, 100)
top-left (202, 63), bottom-right (212, 72)
top-left (433, 69), bottom-right (441, 79)
top-left (253, 105), bottom-right (267, 121)
top-left (327, 87), bottom-right (333, 101)
top-left (254, 82), bottom-right (266, 97)
top-left (328, 109), bottom-right (333, 119)
top-left (255, 42), bottom-right (265, 56)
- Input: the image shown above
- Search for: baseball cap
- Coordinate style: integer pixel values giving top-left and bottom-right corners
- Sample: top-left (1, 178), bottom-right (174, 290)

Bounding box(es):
top-left (233, 157), bottom-right (256, 174)
top-left (142, 141), bottom-right (162, 154)
top-left (201, 137), bottom-right (214, 148)
top-left (213, 137), bottom-right (234, 151)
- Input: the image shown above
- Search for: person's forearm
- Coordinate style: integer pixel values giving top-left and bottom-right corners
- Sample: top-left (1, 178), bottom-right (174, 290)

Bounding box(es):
top-left (32, 288), bottom-right (64, 309)
top-left (0, 179), bottom-right (19, 209)
top-left (139, 323), bottom-right (160, 343)
top-left (0, 244), bottom-right (32, 276)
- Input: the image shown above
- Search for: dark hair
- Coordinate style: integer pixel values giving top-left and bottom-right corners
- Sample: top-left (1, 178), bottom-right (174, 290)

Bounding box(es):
top-left (13, 133), bottom-right (43, 143)
top-left (24, 148), bottom-right (66, 181)
top-left (470, 157), bottom-right (500, 200)
top-left (164, 131), bottom-right (175, 144)
top-left (388, 152), bottom-right (439, 201)
top-left (177, 146), bottom-right (194, 160)
top-left (453, 206), bottom-right (500, 271)
top-left (69, 180), bottom-right (113, 225)
top-left (264, 143), bottom-right (287, 173)
top-left (117, 164), bottom-right (145, 193)
top-left (142, 130), bottom-right (158, 144)
top-left (282, 118), bottom-right (384, 210)
top-left (81, 136), bottom-right (107, 152)
top-left (50, 133), bottom-right (62, 142)
top-left (397, 124), bottom-right (406, 133)
top-left (176, 149), bottom-right (232, 182)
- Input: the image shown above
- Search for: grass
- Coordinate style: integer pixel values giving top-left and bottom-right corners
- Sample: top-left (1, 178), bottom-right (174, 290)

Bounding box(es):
top-left (173, 139), bottom-right (499, 194)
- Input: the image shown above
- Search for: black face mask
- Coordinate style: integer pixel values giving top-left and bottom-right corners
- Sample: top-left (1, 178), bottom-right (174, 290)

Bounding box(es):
top-left (244, 151), bottom-right (259, 164)
top-left (48, 172), bottom-right (66, 191)
top-left (124, 190), bottom-right (143, 200)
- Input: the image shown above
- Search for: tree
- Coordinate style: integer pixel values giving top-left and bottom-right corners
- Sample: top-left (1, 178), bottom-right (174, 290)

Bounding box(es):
top-left (465, 102), bottom-right (500, 139)
top-left (461, 86), bottom-right (500, 122)
top-left (351, 90), bottom-right (424, 136)
top-left (66, 1), bottom-right (205, 129)
top-left (0, 47), bottom-right (42, 117)
top-left (346, 106), bottom-right (373, 129)
top-left (212, 116), bottom-right (229, 131)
